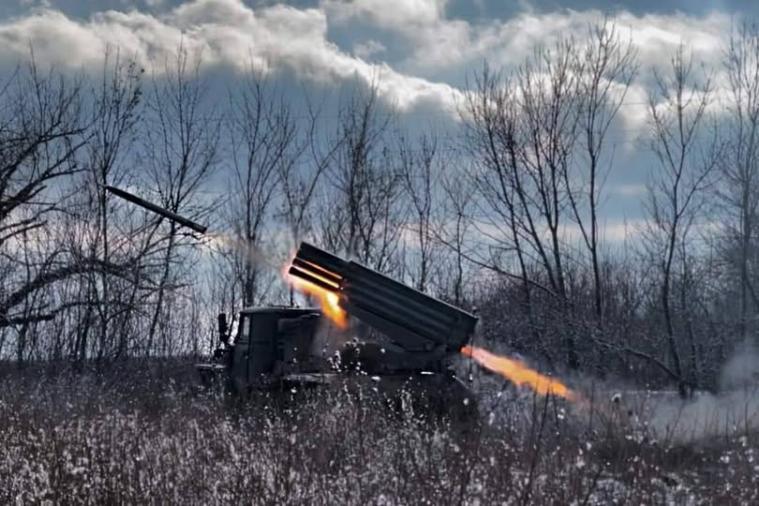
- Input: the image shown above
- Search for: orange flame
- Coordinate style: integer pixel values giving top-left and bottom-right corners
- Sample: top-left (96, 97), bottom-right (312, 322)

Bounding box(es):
top-left (461, 345), bottom-right (577, 401)
top-left (284, 266), bottom-right (348, 329)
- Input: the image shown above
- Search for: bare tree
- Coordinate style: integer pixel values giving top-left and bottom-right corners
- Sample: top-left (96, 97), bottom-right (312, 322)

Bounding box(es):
top-left (277, 94), bottom-right (342, 305)
top-left (463, 65), bottom-right (534, 303)
top-left (280, 95), bottom-right (336, 243)
top-left (718, 22), bottom-right (759, 343)
top-left (399, 133), bottom-right (439, 292)
top-left (438, 170), bottom-right (474, 307)
top-left (225, 70), bottom-right (299, 307)
top-left (518, 41), bottom-right (580, 307)
top-left (0, 63), bottom-right (85, 254)
top-left (464, 40), bottom-right (582, 368)
top-left (79, 50), bottom-right (143, 360)
top-left (0, 61), bottom-right (89, 341)
top-left (320, 83), bottom-right (405, 274)
top-left (568, 21), bottom-right (637, 319)
top-left (140, 47), bottom-right (220, 355)
top-left (643, 45), bottom-right (720, 396)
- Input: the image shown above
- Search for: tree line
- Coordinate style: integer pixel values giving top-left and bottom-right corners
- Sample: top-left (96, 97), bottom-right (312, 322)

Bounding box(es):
top-left (2, 22), bottom-right (759, 395)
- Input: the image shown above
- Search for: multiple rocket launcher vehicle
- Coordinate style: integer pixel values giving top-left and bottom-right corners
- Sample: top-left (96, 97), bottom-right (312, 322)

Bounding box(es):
top-left (106, 186), bottom-right (479, 411)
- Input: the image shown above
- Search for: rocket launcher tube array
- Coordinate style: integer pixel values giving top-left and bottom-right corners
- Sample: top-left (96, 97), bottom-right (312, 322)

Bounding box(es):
top-left (288, 242), bottom-right (478, 352)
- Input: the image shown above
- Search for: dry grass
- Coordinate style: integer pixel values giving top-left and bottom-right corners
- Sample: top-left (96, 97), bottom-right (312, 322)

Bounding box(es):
top-left (0, 361), bottom-right (757, 504)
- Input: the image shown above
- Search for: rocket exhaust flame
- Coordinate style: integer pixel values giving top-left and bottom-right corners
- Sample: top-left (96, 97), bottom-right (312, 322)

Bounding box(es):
top-left (285, 260), bottom-right (348, 329)
top-left (461, 345), bottom-right (578, 401)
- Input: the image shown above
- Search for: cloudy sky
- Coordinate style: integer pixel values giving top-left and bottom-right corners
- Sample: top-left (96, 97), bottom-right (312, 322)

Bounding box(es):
top-left (0, 0), bottom-right (754, 241)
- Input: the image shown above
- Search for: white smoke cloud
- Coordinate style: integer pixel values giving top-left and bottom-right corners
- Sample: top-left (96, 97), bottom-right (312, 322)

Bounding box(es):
top-left (720, 341), bottom-right (759, 391)
top-left (644, 342), bottom-right (759, 442)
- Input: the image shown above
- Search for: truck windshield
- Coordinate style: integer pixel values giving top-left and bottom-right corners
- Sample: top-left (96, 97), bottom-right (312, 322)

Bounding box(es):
top-left (235, 315), bottom-right (251, 344)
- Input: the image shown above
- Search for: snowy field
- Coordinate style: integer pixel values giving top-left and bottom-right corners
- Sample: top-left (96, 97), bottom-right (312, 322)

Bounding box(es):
top-left (1, 360), bottom-right (757, 504)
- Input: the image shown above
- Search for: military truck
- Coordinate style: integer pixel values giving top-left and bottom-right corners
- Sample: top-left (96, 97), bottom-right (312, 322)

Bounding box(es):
top-left (106, 186), bottom-right (478, 415)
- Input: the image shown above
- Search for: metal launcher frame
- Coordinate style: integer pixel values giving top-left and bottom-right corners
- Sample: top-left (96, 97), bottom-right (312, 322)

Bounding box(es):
top-left (288, 242), bottom-right (478, 353)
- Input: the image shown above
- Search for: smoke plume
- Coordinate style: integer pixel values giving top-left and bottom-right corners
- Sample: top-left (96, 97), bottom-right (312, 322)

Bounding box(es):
top-left (649, 341), bottom-right (759, 442)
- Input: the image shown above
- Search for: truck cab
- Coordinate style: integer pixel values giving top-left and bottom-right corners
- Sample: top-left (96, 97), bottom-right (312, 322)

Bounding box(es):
top-left (198, 306), bottom-right (324, 392)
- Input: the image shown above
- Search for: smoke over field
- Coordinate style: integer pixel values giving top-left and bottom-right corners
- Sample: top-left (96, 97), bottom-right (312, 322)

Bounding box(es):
top-left (645, 342), bottom-right (759, 442)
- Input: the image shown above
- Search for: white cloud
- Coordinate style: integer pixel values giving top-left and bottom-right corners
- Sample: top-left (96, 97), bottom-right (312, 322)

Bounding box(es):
top-left (598, 219), bottom-right (647, 243)
top-left (353, 39), bottom-right (385, 60)
top-left (322, 0), bottom-right (448, 29)
top-left (0, 1), bottom-right (737, 129)
top-left (612, 183), bottom-right (648, 198)
top-left (556, 219), bottom-right (647, 244)
top-left (324, 0), bottom-right (470, 71)
top-left (471, 216), bottom-right (647, 248)
top-left (320, 1), bottom-right (731, 122)
top-left (0, 0), bottom-right (463, 115)
top-left (469, 10), bottom-right (730, 134)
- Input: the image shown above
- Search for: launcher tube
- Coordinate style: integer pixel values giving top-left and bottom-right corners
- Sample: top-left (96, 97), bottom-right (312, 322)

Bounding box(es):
top-left (291, 258), bottom-right (342, 284)
top-left (288, 266), bottom-right (339, 292)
